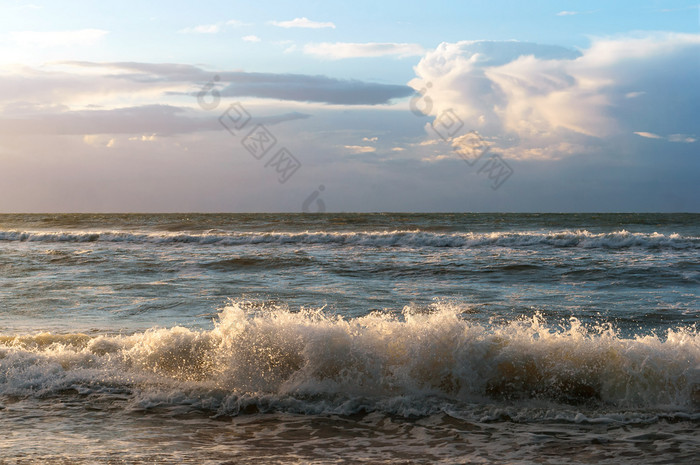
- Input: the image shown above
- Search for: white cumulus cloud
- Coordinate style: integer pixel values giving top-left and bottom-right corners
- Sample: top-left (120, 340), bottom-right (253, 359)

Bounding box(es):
top-left (410, 34), bottom-right (700, 159)
top-left (271, 17), bottom-right (335, 29)
top-left (83, 134), bottom-right (115, 148)
top-left (344, 145), bottom-right (376, 153)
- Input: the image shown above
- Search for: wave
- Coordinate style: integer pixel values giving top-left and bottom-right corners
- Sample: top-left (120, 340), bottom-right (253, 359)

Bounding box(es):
top-left (1, 302), bottom-right (698, 419)
top-left (0, 229), bottom-right (696, 249)
top-left (200, 255), bottom-right (314, 270)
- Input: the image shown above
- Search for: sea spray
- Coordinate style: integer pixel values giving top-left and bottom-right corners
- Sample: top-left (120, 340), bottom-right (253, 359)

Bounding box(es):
top-left (1, 301), bottom-right (698, 418)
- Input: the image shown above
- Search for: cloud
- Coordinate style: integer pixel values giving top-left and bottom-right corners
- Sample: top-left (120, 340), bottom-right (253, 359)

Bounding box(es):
top-left (252, 111), bottom-right (312, 125)
top-left (494, 141), bottom-right (596, 161)
top-left (556, 10), bottom-right (596, 16)
top-left (179, 20), bottom-right (247, 34)
top-left (0, 104), bottom-right (310, 136)
top-left (83, 134), bottom-right (115, 148)
top-left (128, 133), bottom-right (158, 142)
top-left (2, 105), bottom-right (207, 135)
top-left (668, 134), bottom-right (697, 143)
top-left (179, 24), bottom-right (220, 34)
top-left (420, 154), bottom-right (456, 163)
top-left (218, 72), bottom-right (413, 104)
top-left (5, 61), bottom-right (412, 107)
top-left (270, 17), bottom-right (335, 29)
top-left (362, 137), bottom-right (378, 142)
top-left (634, 131), bottom-right (663, 139)
top-left (9, 29), bottom-right (108, 47)
top-left (59, 61), bottom-right (205, 79)
top-left (634, 132), bottom-right (697, 143)
top-left (1, 94), bottom-right (696, 213)
top-left (304, 42), bottom-right (424, 59)
top-left (344, 145), bottom-right (376, 153)
top-left (451, 131), bottom-right (491, 160)
top-left (410, 35), bottom-right (700, 159)
top-left (242, 35), bottom-right (261, 42)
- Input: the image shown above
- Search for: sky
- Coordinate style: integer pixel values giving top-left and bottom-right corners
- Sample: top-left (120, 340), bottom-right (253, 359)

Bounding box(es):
top-left (0, 0), bottom-right (698, 212)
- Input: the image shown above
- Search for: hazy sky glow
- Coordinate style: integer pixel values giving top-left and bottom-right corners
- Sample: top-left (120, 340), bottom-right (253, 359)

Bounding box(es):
top-left (0, 0), bottom-right (698, 212)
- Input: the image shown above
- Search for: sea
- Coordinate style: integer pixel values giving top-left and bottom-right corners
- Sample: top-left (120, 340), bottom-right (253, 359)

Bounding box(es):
top-left (0, 213), bottom-right (698, 464)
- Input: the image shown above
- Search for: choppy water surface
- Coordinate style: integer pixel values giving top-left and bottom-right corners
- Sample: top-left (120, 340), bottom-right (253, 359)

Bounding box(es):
top-left (0, 213), bottom-right (698, 464)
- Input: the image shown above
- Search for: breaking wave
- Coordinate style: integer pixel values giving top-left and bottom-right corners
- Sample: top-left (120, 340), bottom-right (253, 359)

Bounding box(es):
top-left (0, 229), bottom-right (696, 249)
top-left (1, 302), bottom-right (698, 420)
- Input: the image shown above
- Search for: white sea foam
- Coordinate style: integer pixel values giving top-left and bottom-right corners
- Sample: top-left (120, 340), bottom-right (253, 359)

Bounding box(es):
top-left (1, 302), bottom-right (698, 420)
top-left (0, 229), bottom-right (696, 249)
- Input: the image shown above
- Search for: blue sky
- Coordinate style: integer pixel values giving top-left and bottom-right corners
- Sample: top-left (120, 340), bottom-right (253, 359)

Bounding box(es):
top-left (0, 0), bottom-right (698, 212)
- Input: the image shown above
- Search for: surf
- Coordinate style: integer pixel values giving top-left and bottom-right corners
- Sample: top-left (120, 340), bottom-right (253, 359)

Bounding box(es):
top-left (0, 229), bottom-right (696, 249)
top-left (1, 301), bottom-right (698, 419)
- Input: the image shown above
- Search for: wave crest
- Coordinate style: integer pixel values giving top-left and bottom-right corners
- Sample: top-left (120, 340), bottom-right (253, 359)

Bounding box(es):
top-left (0, 229), bottom-right (696, 249)
top-left (1, 302), bottom-right (698, 418)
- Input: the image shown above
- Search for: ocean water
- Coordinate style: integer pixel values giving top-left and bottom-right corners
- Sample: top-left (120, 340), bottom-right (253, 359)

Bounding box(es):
top-left (0, 213), bottom-right (698, 464)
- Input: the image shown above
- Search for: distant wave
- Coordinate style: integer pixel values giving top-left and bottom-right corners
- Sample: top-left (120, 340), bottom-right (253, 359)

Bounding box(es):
top-left (1, 303), bottom-right (698, 419)
top-left (0, 229), bottom-right (696, 249)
